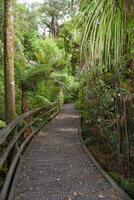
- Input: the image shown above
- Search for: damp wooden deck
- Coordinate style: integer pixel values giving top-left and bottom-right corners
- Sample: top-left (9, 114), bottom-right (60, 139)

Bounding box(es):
top-left (9, 104), bottom-right (128, 200)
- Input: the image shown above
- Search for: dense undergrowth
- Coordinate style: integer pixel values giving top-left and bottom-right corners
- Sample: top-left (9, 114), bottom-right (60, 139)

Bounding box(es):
top-left (76, 0), bottom-right (134, 198)
top-left (76, 67), bottom-right (134, 198)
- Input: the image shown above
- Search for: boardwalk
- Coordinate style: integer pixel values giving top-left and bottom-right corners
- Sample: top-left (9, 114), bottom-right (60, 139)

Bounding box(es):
top-left (9, 104), bottom-right (127, 200)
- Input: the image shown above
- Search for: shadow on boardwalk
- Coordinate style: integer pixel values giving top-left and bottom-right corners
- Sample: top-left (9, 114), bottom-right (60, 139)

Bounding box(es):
top-left (9, 104), bottom-right (128, 200)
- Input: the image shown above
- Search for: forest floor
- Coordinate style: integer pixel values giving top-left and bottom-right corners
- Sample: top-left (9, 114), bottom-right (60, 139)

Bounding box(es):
top-left (89, 146), bottom-right (122, 174)
top-left (85, 138), bottom-right (134, 199)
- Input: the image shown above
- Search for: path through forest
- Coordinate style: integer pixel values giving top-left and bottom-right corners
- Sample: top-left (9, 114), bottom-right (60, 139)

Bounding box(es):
top-left (9, 104), bottom-right (128, 200)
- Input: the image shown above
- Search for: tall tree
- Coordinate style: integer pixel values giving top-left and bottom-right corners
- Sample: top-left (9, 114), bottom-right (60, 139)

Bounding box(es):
top-left (4, 0), bottom-right (16, 122)
top-left (39, 0), bottom-right (77, 37)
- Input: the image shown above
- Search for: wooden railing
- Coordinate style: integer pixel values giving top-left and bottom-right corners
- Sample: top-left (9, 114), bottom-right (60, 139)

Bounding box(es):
top-left (0, 102), bottom-right (60, 200)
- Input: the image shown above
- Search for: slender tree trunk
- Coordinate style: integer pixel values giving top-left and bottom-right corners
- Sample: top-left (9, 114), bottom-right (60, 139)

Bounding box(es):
top-left (4, 0), bottom-right (16, 122)
top-left (51, 16), bottom-right (55, 38)
top-left (21, 87), bottom-right (31, 138)
top-left (51, 16), bottom-right (59, 38)
top-left (117, 95), bottom-right (130, 178)
top-left (21, 88), bottom-right (29, 114)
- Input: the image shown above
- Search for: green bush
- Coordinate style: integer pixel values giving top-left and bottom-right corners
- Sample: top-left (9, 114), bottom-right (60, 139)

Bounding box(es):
top-left (121, 179), bottom-right (134, 198)
top-left (0, 120), bottom-right (6, 129)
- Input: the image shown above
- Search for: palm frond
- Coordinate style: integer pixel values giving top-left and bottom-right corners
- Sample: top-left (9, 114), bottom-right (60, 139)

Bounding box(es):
top-left (16, 64), bottom-right (53, 91)
top-left (79, 0), bottom-right (126, 69)
top-left (24, 65), bottom-right (52, 83)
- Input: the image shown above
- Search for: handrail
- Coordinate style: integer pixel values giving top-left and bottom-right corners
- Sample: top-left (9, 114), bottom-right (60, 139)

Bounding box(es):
top-left (0, 101), bottom-right (60, 200)
top-left (0, 102), bottom-right (57, 145)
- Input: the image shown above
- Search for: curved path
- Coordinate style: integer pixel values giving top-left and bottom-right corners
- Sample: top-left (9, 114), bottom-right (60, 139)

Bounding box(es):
top-left (9, 104), bottom-right (127, 200)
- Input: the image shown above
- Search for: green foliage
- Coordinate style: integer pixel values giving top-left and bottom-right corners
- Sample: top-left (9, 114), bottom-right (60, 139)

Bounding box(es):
top-left (59, 20), bottom-right (80, 74)
top-left (0, 0), bottom-right (134, 197)
top-left (41, 38), bottom-right (65, 66)
top-left (23, 31), bottom-right (43, 62)
top-left (51, 72), bottom-right (78, 103)
top-left (57, 89), bottom-right (64, 106)
top-left (109, 173), bottom-right (134, 198)
top-left (9, 1), bottom-right (80, 116)
top-left (78, 0), bottom-right (133, 68)
top-left (13, 2), bottom-right (78, 115)
top-left (77, 0), bottom-right (134, 185)
top-left (108, 172), bottom-right (122, 184)
top-left (23, 32), bottom-right (69, 68)
top-left (121, 179), bottom-right (134, 198)
top-left (38, 0), bottom-right (78, 36)
top-left (77, 66), bottom-right (134, 176)
top-left (22, 66), bottom-right (52, 91)
top-left (0, 120), bottom-right (6, 129)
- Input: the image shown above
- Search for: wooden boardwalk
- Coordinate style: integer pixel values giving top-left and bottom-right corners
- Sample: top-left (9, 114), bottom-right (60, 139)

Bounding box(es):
top-left (9, 104), bottom-right (129, 200)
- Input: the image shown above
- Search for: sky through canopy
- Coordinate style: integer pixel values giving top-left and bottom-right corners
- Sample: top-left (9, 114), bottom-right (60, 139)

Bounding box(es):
top-left (18, 0), bottom-right (44, 5)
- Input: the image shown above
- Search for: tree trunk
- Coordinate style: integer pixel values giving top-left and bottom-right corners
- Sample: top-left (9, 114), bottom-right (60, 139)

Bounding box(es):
top-left (4, 0), bottom-right (16, 122)
top-left (21, 87), bottom-right (31, 138)
top-left (117, 95), bottom-right (130, 178)
top-left (51, 16), bottom-right (55, 38)
top-left (21, 88), bottom-right (29, 114)
top-left (125, 0), bottom-right (134, 18)
top-left (51, 16), bottom-right (59, 38)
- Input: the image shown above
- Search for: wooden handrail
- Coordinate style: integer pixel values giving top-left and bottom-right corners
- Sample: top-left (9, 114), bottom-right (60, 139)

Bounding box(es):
top-left (0, 102), bottom-right (57, 145)
top-left (0, 101), bottom-right (60, 200)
